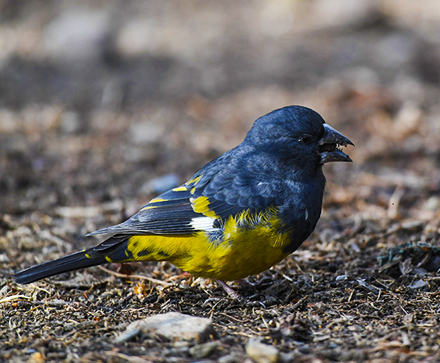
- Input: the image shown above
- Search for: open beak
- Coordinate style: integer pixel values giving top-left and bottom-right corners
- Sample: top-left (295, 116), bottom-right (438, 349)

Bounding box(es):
top-left (319, 124), bottom-right (354, 164)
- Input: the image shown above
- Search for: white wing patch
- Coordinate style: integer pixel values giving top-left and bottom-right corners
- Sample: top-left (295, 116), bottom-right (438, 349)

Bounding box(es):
top-left (190, 217), bottom-right (218, 232)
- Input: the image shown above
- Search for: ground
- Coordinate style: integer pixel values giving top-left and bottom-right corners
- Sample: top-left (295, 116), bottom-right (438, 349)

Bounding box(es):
top-left (1, 1), bottom-right (440, 362)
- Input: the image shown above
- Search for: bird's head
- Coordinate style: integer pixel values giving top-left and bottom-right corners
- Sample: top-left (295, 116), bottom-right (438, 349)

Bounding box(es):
top-left (244, 105), bottom-right (354, 173)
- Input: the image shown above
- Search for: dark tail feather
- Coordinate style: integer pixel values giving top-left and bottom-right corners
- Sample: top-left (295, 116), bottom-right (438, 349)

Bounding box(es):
top-left (14, 235), bottom-right (131, 284)
top-left (13, 250), bottom-right (107, 284)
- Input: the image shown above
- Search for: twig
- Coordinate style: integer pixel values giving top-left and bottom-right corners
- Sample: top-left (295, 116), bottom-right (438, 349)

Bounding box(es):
top-left (0, 295), bottom-right (31, 304)
top-left (289, 295), bottom-right (308, 311)
top-left (97, 266), bottom-right (172, 286)
top-left (105, 351), bottom-right (153, 363)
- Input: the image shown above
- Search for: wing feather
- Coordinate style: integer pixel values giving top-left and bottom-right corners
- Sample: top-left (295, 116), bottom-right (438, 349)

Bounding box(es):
top-left (88, 156), bottom-right (280, 237)
top-left (87, 180), bottom-right (244, 236)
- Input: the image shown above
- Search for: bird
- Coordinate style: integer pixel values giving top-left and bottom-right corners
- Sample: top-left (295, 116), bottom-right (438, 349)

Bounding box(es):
top-left (13, 105), bottom-right (353, 297)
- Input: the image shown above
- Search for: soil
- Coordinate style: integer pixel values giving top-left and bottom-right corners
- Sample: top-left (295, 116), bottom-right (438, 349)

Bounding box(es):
top-left (1, 1), bottom-right (440, 362)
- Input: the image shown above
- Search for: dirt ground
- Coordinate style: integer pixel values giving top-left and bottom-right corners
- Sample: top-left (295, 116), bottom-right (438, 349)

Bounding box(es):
top-left (2, 1), bottom-right (440, 362)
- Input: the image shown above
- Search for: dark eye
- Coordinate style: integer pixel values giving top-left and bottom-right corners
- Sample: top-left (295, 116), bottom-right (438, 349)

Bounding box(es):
top-left (298, 134), bottom-right (312, 144)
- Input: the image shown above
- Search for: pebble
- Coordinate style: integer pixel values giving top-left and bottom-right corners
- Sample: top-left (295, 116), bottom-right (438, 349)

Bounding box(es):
top-left (189, 341), bottom-right (219, 359)
top-left (245, 338), bottom-right (279, 363)
top-left (408, 280), bottom-right (428, 290)
top-left (116, 312), bottom-right (214, 343)
top-left (424, 196), bottom-right (439, 211)
top-left (0, 284), bottom-right (10, 296)
top-left (218, 353), bottom-right (241, 363)
top-left (60, 111), bottom-right (81, 134)
top-left (129, 120), bottom-right (166, 144)
top-left (114, 328), bottom-right (141, 344)
top-left (43, 9), bottom-right (110, 62)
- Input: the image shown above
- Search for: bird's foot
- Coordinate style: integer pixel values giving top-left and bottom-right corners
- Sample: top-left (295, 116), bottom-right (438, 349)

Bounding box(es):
top-left (216, 280), bottom-right (244, 301)
top-left (213, 280), bottom-right (267, 307)
top-left (200, 280), bottom-right (272, 308)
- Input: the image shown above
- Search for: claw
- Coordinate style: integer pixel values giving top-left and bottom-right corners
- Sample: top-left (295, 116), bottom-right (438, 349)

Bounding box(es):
top-left (216, 280), bottom-right (245, 301)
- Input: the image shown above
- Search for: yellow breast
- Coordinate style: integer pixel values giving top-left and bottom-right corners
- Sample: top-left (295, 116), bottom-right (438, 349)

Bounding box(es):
top-left (124, 211), bottom-right (292, 281)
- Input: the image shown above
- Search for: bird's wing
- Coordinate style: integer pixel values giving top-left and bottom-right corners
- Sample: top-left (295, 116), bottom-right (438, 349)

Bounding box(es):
top-left (86, 173), bottom-right (256, 237)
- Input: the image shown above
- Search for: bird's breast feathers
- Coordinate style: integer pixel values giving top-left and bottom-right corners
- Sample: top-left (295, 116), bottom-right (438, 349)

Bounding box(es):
top-left (123, 207), bottom-right (294, 281)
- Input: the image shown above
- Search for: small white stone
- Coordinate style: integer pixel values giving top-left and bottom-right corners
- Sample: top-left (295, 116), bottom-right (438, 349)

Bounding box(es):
top-left (189, 341), bottom-right (219, 359)
top-left (129, 120), bottom-right (165, 144)
top-left (44, 9), bottom-right (109, 62)
top-left (114, 328), bottom-right (141, 344)
top-left (117, 312), bottom-right (214, 343)
top-left (246, 338), bottom-right (279, 363)
top-left (408, 280), bottom-right (428, 290)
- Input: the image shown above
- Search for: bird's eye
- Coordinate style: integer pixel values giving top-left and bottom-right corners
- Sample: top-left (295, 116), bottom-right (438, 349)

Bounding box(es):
top-left (298, 134), bottom-right (312, 144)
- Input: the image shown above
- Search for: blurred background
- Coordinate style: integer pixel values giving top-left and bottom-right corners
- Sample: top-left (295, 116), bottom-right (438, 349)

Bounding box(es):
top-left (1, 0), bottom-right (440, 246)
top-left (3, 2), bottom-right (440, 360)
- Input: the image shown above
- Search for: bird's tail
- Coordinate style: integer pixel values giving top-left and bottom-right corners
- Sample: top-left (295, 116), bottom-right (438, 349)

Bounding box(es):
top-left (13, 250), bottom-right (108, 284)
top-left (14, 235), bottom-right (130, 284)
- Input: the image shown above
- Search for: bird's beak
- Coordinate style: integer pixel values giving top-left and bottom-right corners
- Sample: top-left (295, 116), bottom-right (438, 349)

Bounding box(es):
top-left (319, 124), bottom-right (354, 164)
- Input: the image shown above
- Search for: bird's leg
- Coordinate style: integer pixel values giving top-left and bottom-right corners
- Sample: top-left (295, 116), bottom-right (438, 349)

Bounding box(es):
top-left (215, 280), bottom-right (242, 300)
top-left (207, 280), bottom-right (266, 307)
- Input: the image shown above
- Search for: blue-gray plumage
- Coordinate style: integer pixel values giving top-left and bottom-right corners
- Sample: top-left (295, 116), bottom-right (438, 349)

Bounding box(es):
top-left (14, 106), bottom-right (353, 292)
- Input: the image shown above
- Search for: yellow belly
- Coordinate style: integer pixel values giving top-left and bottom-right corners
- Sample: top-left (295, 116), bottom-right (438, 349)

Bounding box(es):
top-left (124, 214), bottom-right (292, 281)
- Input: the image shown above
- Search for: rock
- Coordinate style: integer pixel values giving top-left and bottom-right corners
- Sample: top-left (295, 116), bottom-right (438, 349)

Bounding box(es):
top-left (424, 196), bottom-right (439, 211)
top-left (117, 312), bottom-right (214, 343)
top-left (218, 353), bottom-right (241, 363)
top-left (408, 280), bottom-right (428, 290)
top-left (60, 111), bottom-right (81, 134)
top-left (335, 275), bottom-right (349, 281)
top-left (114, 328), bottom-right (141, 344)
top-left (44, 9), bottom-right (110, 62)
top-left (129, 120), bottom-right (165, 144)
top-left (246, 338), bottom-right (279, 363)
top-left (189, 341), bottom-right (219, 359)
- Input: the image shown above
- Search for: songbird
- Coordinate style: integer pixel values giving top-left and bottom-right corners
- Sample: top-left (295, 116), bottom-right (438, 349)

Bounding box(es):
top-left (14, 106), bottom-right (353, 296)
